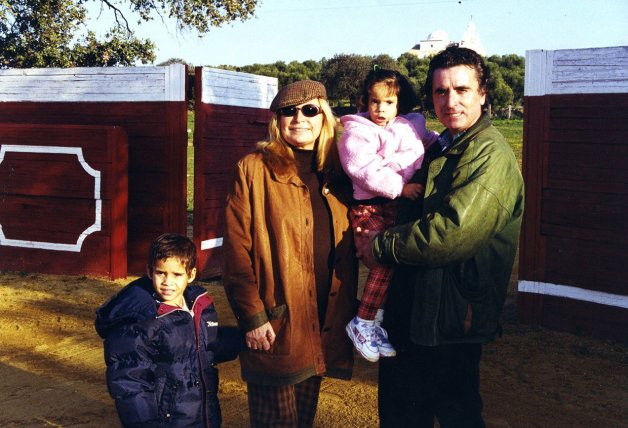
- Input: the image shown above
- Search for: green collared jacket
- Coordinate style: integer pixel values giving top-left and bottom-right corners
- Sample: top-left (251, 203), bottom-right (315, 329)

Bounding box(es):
top-left (373, 113), bottom-right (524, 346)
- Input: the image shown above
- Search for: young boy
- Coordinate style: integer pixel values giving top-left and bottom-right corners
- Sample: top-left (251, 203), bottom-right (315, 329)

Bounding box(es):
top-left (95, 233), bottom-right (242, 427)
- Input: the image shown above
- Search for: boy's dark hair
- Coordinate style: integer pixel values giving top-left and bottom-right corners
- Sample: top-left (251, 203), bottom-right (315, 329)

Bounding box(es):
top-left (357, 68), bottom-right (420, 115)
top-left (147, 233), bottom-right (197, 274)
top-left (422, 46), bottom-right (491, 111)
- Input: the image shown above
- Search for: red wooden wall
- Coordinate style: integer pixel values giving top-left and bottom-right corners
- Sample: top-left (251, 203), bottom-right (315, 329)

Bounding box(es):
top-left (519, 47), bottom-right (628, 342)
top-left (193, 67), bottom-right (277, 278)
top-left (0, 124), bottom-right (128, 278)
top-left (0, 66), bottom-right (188, 274)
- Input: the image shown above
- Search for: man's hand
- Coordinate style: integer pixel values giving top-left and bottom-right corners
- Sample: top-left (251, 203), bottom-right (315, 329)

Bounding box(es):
top-left (401, 183), bottom-right (424, 200)
top-left (355, 227), bottom-right (379, 269)
top-left (245, 321), bottom-right (276, 351)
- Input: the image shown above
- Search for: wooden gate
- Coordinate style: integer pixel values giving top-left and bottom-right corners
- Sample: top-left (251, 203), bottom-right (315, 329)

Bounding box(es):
top-left (193, 67), bottom-right (277, 278)
top-left (0, 124), bottom-right (128, 278)
top-left (519, 46), bottom-right (628, 341)
top-left (0, 65), bottom-right (187, 274)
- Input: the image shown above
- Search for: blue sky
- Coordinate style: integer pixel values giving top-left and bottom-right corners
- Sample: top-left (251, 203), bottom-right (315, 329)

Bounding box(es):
top-left (89, 0), bottom-right (627, 66)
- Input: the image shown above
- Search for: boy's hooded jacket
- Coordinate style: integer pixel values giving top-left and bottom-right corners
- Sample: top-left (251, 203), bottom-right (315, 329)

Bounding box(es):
top-left (95, 276), bottom-right (243, 428)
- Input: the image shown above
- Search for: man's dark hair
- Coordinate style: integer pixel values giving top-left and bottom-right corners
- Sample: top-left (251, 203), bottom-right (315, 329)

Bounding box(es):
top-left (358, 68), bottom-right (420, 115)
top-left (147, 233), bottom-right (197, 274)
top-left (422, 46), bottom-right (490, 111)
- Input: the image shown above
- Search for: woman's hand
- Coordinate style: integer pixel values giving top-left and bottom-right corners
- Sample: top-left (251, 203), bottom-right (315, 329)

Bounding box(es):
top-left (245, 322), bottom-right (276, 351)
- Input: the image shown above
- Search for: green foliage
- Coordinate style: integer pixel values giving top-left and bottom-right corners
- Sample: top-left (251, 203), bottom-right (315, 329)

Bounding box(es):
top-left (124, 0), bottom-right (257, 33)
top-left (487, 54), bottom-right (525, 105)
top-left (0, 0), bottom-right (258, 68)
top-left (319, 54), bottom-right (371, 105)
top-left (211, 52), bottom-right (525, 115)
top-left (216, 59), bottom-right (322, 87)
top-left (397, 52), bottom-right (431, 97)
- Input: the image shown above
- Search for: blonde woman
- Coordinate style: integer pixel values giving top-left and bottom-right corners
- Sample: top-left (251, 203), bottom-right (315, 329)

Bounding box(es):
top-left (222, 80), bottom-right (358, 427)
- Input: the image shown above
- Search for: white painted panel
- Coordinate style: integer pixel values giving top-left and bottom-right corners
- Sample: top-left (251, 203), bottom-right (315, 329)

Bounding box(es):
top-left (0, 145), bottom-right (101, 252)
top-left (525, 46), bottom-right (628, 96)
top-left (518, 280), bottom-right (628, 309)
top-left (201, 237), bottom-right (223, 250)
top-left (0, 64), bottom-right (186, 102)
top-left (201, 67), bottom-right (278, 108)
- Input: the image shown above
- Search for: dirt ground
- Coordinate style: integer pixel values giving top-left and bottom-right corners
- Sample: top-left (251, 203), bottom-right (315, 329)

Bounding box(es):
top-left (0, 268), bottom-right (626, 428)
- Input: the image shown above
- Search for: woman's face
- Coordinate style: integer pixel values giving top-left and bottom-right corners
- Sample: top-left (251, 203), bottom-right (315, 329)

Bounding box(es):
top-left (278, 99), bottom-right (324, 150)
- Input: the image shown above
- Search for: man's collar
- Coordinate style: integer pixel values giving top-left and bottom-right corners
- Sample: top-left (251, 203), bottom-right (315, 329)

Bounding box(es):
top-left (437, 129), bottom-right (468, 152)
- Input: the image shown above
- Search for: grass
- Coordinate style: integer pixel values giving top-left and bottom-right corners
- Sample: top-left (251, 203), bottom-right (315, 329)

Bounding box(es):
top-left (427, 117), bottom-right (523, 168)
top-left (187, 112), bottom-right (194, 211)
top-left (185, 111), bottom-right (524, 211)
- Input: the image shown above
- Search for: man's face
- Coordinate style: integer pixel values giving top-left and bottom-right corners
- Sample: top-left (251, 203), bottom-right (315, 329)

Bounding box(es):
top-left (431, 65), bottom-right (486, 135)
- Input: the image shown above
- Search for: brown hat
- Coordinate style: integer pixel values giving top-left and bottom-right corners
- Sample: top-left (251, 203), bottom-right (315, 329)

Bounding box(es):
top-left (270, 80), bottom-right (327, 112)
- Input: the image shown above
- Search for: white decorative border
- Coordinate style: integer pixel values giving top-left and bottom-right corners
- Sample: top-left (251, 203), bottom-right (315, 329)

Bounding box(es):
top-left (525, 46), bottom-right (628, 96)
top-left (0, 145), bottom-right (101, 252)
top-left (0, 64), bottom-right (185, 102)
top-left (201, 237), bottom-right (223, 250)
top-left (518, 280), bottom-right (628, 309)
top-left (201, 67), bottom-right (278, 108)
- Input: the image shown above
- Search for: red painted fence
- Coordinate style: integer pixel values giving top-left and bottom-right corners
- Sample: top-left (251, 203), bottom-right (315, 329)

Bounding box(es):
top-left (519, 46), bottom-right (628, 342)
top-left (0, 124), bottom-right (128, 278)
top-left (0, 65), bottom-right (187, 274)
top-left (193, 67), bottom-right (277, 277)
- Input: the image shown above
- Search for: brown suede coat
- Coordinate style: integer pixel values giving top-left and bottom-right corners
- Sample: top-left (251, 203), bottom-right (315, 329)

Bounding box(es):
top-left (222, 150), bottom-right (358, 386)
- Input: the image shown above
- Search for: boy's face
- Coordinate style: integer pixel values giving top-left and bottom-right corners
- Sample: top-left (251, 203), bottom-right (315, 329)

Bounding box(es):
top-left (147, 257), bottom-right (196, 307)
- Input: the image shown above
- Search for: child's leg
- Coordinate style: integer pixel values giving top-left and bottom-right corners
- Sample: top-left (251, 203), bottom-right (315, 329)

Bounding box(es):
top-left (349, 202), bottom-right (397, 320)
top-left (358, 265), bottom-right (394, 320)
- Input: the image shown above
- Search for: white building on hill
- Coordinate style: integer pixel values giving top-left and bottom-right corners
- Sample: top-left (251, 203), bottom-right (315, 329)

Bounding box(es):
top-left (408, 21), bottom-right (487, 58)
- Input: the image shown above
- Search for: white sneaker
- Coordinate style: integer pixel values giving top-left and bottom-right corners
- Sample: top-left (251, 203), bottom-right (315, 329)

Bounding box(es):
top-left (374, 308), bottom-right (385, 325)
top-left (345, 316), bottom-right (380, 362)
top-left (373, 309), bottom-right (396, 357)
top-left (374, 325), bottom-right (397, 357)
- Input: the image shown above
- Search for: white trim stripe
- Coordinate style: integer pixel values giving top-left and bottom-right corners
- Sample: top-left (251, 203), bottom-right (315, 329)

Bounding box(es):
top-left (0, 145), bottom-right (101, 252)
top-left (0, 64), bottom-right (186, 102)
top-left (201, 237), bottom-right (223, 250)
top-left (200, 67), bottom-right (278, 108)
top-left (518, 280), bottom-right (628, 309)
top-left (525, 46), bottom-right (628, 96)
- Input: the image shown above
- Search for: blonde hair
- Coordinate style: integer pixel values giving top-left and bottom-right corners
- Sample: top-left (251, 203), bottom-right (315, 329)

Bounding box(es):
top-left (257, 98), bottom-right (339, 174)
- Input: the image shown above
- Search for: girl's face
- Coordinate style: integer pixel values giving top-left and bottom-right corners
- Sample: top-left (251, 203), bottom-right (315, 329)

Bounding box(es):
top-left (368, 82), bottom-right (398, 127)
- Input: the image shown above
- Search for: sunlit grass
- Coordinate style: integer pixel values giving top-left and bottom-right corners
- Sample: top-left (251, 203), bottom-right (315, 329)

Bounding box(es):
top-left (185, 112), bottom-right (523, 211)
top-left (187, 111), bottom-right (194, 211)
top-left (427, 117), bottom-right (523, 168)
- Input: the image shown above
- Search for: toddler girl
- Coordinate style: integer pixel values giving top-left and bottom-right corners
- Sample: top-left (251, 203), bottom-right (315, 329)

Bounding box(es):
top-left (339, 67), bottom-right (438, 362)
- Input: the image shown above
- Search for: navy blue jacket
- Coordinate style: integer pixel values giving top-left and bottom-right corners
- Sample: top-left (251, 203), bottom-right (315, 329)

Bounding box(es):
top-left (95, 277), bottom-right (243, 427)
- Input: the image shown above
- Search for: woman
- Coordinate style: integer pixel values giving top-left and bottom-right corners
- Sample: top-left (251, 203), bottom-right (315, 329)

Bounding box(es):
top-left (222, 80), bottom-right (358, 427)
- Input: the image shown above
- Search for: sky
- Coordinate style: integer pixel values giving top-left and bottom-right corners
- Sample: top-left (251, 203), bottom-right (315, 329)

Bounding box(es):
top-left (88, 0), bottom-right (628, 67)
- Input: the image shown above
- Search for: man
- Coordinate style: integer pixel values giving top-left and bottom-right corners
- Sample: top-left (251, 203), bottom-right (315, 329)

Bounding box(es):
top-left (357, 46), bottom-right (524, 427)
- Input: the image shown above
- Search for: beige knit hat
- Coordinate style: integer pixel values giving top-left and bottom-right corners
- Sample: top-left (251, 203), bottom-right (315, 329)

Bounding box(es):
top-left (270, 80), bottom-right (327, 112)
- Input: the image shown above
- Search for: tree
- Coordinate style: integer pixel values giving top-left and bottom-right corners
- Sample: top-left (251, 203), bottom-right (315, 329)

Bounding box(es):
top-left (319, 54), bottom-right (373, 106)
top-left (0, 0), bottom-right (258, 68)
top-left (486, 61), bottom-right (514, 110)
top-left (488, 54), bottom-right (524, 105)
top-left (397, 52), bottom-right (430, 100)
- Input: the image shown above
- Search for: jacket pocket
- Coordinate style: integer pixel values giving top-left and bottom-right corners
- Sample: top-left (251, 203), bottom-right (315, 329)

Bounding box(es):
top-left (437, 269), bottom-right (471, 339)
top-left (155, 374), bottom-right (178, 421)
top-left (266, 304), bottom-right (291, 356)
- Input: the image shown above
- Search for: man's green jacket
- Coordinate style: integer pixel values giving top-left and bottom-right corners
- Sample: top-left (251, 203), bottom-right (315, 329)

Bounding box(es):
top-left (373, 113), bottom-right (524, 346)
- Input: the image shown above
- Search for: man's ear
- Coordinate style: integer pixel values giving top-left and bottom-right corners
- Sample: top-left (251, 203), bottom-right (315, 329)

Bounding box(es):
top-left (188, 267), bottom-right (197, 283)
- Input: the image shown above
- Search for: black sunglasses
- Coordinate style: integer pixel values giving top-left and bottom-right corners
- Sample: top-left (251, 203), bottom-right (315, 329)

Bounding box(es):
top-left (278, 104), bottom-right (322, 117)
